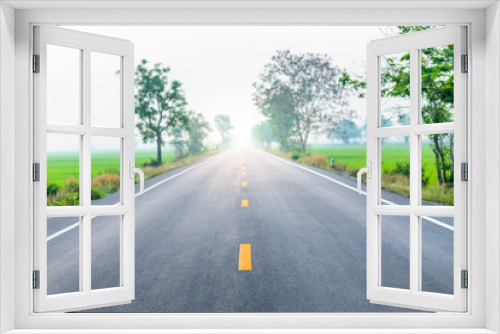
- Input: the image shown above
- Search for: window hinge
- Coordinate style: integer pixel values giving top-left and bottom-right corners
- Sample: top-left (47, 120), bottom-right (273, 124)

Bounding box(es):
top-left (33, 270), bottom-right (40, 289)
top-left (33, 163), bottom-right (40, 182)
top-left (33, 54), bottom-right (40, 73)
top-left (461, 54), bottom-right (468, 73)
top-left (461, 270), bottom-right (468, 289)
top-left (461, 162), bottom-right (468, 181)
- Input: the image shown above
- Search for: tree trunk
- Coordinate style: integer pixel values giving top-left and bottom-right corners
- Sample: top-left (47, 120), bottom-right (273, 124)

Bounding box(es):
top-left (299, 135), bottom-right (306, 153)
top-left (156, 136), bottom-right (163, 165)
top-left (449, 134), bottom-right (454, 182)
top-left (432, 135), bottom-right (443, 185)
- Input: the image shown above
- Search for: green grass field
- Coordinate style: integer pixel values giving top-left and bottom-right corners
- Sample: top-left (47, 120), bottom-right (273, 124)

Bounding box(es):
top-left (47, 149), bottom-right (175, 187)
top-left (308, 143), bottom-right (442, 186)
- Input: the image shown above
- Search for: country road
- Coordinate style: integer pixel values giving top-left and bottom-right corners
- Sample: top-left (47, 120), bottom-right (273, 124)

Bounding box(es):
top-left (47, 148), bottom-right (454, 313)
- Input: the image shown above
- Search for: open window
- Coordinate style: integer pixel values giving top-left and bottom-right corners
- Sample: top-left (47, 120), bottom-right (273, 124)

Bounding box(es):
top-left (33, 26), bottom-right (140, 312)
top-left (362, 26), bottom-right (467, 312)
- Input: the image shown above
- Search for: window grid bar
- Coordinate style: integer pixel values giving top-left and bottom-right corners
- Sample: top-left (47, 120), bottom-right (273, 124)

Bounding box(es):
top-left (46, 124), bottom-right (129, 137)
top-left (372, 123), bottom-right (454, 138)
top-left (409, 47), bottom-right (420, 294)
top-left (82, 48), bottom-right (92, 294)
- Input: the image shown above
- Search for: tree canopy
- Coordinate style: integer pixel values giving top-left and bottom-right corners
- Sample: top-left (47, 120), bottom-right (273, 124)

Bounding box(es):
top-left (214, 114), bottom-right (234, 148)
top-left (135, 59), bottom-right (189, 165)
top-left (340, 26), bottom-right (455, 186)
top-left (254, 50), bottom-right (353, 153)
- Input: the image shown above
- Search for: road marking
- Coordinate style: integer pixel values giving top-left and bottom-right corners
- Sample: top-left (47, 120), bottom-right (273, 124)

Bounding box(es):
top-left (242, 166), bottom-right (246, 169)
top-left (242, 182), bottom-right (248, 187)
top-left (242, 171), bottom-right (247, 176)
top-left (238, 244), bottom-right (252, 271)
top-left (47, 154), bottom-right (221, 242)
top-left (267, 153), bottom-right (454, 232)
top-left (241, 199), bottom-right (249, 207)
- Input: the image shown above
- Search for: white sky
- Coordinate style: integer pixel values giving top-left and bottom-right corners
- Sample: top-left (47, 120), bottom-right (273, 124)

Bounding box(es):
top-left (51, 26), bottom-right (392, 151)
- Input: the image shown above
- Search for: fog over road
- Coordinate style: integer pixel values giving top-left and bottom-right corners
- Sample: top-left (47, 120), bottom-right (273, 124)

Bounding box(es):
top-left (47, 148), bottom-right (454, 313)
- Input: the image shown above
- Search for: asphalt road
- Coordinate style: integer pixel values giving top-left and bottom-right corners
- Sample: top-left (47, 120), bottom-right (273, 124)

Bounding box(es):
top-left (46, 148), bottom-right (454, 313)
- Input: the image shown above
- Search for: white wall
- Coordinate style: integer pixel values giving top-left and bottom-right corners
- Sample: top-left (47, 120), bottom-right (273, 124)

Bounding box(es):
top-left (4, 5), bottom-right (493, 332)
top-left (0, 2), bottom-right (16, 333)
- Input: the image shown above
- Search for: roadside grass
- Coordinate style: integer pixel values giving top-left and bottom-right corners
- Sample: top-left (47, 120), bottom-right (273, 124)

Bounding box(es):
top-left (47, 149), bottom-right (219, 206)
top-left (269, 144), bottom-right (453, 206)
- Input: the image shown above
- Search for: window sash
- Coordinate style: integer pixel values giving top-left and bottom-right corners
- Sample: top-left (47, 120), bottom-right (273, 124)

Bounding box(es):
top-left (33, 25), bottom-right (136, 313)
top-left (366, 26), bottom-right (467, 312)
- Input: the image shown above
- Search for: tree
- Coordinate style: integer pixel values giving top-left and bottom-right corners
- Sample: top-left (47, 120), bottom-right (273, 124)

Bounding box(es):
top-left (255, 86), bottom-right (295, 152)
top-left (170, 111), bottom-right (212, 160)
top-left (328, 120), bottom-right (361, 145)
top-left (170, 123), bottom-right (188, 161)
top-left (135, 59), bottom-right (189, 165)
top-left (251, 121), bottom-right (274, 148)
top-left (214, 114), bottom-right (233, 147)
top-left (340, 26), bottom-right (454, 186)
top-left (187, 111), bottom-right (212, 155)
top-left (254, 50), bottom-right (353, 153)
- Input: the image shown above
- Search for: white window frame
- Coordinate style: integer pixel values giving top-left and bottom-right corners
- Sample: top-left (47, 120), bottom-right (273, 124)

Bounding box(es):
top-left (366, 26), bottom-right (467, 312)
top-left (33, 26), bottom-right (136, 313)
top-left (1, 2), bottom-right (497, 333)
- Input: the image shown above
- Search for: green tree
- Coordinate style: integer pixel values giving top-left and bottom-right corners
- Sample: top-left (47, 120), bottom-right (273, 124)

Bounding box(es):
top-left (254, 50), bottom-right (353, 153)
top-left (255, 86), bottom-right (295, 152)
top-left (187, 111), bottom-right (212, 155)
top-left (170, 123), bottom-right (188, 161)
top-left (340, 26), bottom-right (454, 185)
top-left (214, 114), bottom-right (233, 147)
top-left (135, 59), bottom-right (189, 165)
top-left (251, 121), bottom-right (274, 149)
top-left (328, 120), bottom-right (361, 145)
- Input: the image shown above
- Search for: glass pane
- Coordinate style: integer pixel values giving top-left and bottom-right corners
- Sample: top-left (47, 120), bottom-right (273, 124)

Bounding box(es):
top-left (380, 52), bottom-right (410, 127)
top-left (421, 133), bottom-right (454, 206)
top-left (381, 136), bottom-right (410, 205)
top-left (421, 45), bottom-right (454, 124)
top-left (91, 136), bottom-right (121, 205)
top-left (92, 216), bottom-right (121, 290)
top-left (47, 133), bottom-right (80, 207)
top-left (47, 44), bottom-right (81, 125)
top-left (91, 52), bottom-right (121, 128)
top-left (47, 216), bottom-right (80, 295)
top-left (421, 216), bottom-right (454, 295)
top-left (380, 215), bottom-right (410, 290)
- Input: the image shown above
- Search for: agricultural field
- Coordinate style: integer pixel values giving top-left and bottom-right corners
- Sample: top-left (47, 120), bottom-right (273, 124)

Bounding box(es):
top-left (308, 143), bottom-right (441, 185)
top-left (47, 149), bottom-right (175, 188)
top-left (301, 143), bottom-right (453, 205)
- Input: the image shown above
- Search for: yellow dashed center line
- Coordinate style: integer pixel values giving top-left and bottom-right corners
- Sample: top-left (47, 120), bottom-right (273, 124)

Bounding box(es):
top-left (242, 171), bottom-right (247, 176)
top-left (241, 199), bottom-right (249, 207)
top-left (238, 244), bottom-right (252, 271)
top-left (242, 182), bottom-right (248, 187)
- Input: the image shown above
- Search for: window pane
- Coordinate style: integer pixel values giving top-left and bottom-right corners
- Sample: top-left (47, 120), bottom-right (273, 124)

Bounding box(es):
top-left (380, 215), bottom-right (410, 290)
top-left (380, 52), bottom-right (410, 128)
top-left (47, 44), bottom-right (81, 125)
top-left (91, 52), bottom-right (121, 128)
top-left (91, 136), bottom-right (121, 205)
top-left (421, 216), bottom-right (454, 295)
top-left (47, 133), bottom-right (80, 207)
top-left (421, 45), bottom-right (454, 124)
top-left (381, 136), bottom-right (410, 205)
top-left (47, 216), bottom-right (80, 295)
top-left (92, 216), bottom-right (121, 290)
top-left (421, 133), bottom-right (454, 206)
